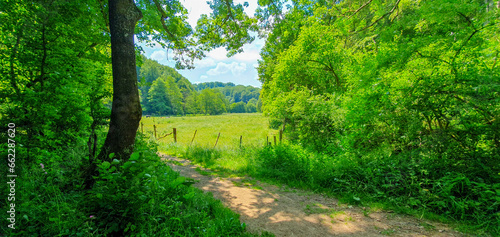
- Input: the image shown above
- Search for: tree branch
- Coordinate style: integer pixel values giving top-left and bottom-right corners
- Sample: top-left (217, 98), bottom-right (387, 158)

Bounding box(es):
top-left (452, 29), bottom-right (479, 63)
top-left (152, 0), bottom-right (177, 40)
top-left (358, 0), bottom-right (401, 32)
top-left (348, 0), bottom-right (373, 19)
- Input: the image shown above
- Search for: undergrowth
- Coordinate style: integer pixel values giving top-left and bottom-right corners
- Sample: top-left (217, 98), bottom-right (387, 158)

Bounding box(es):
top-left (0, 134), bottom-right (263, 236)
top-left (172, 142), bottom-right (500, 236)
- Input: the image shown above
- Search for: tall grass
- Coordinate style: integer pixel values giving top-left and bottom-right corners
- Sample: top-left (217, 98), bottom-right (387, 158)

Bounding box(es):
top-left (0, 132), bottom-right (264, 236)
top-left (153, 113), bottom-right (499, 236)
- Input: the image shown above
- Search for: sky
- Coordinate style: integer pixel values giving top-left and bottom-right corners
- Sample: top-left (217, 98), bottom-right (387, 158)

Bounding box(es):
top-left (139, 0), bottom-right (264, 88)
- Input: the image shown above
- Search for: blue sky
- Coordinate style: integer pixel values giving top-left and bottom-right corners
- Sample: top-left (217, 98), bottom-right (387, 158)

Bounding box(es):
top-left (139, 0), bottom-right (264, 88)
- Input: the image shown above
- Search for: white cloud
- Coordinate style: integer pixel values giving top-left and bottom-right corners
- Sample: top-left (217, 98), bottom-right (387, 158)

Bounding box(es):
top-left (205, 46), bottom-right (261, 62)
top-left (207, 62), bottom-right (247, 76)
top-left (150, 50), bottom-right (167, 61)
top-left (207, 47), bottom-right (230, 61)
top-left (231, 63), bottom-right (247, 75)
top-left (194, 58), bottom-right (216, 68)
top-left (233, 50), bottom-right (261, 62)
top-left (182, 0), bottom-right (211, 28)
top-left (200, 75), bottom-right (208, 80)
top-left (182, 0), bottom-right (258, 28)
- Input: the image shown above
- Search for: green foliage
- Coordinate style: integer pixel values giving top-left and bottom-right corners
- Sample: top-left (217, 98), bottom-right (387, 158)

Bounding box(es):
top-left (138, 56), bottom-right (194, 116)
top-left (185, 146), bottom-right (222, 167)
top-left (86, 134), bottom-right (250, 236)
top-left (194, 0), bottom-right (258, 57)
top-left (183, 141), bottom-right (500, 234)
top-left (230, 101), bottom-right (247, 113)
top-left (1, 134), bottom-right (255, 236)
top-left (193, 81), bottom-right (236, 90)
top-left (257, 143), bottom-right (312, 183)
top-left (146, 76), bottom-right (174, 115)
top-left (0, 0), bottom-right (112, 160)
top-left (218, 84), bottom-right (261, 104)
top-left (199, 88), bottom-right (227, 115)
top-left (138, 58), bottom-right (261, 116)
top-left (257, 0), bottom-right (500, 233)
top-left (194, 82), bottom-right (261, 113)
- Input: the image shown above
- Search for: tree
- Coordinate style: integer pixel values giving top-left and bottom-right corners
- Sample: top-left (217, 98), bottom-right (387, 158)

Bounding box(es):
top-left (199, 88), bottom-right (227, 115)
top-left (259, 0), bottom-right (499, 164)
top-left (99, 0), bottom-right (257, 161)
top-left (98, 0), bottom-right (143, 161)
top-left (147, 76), bottom-right (172, 115)
top-left (230, 101), bottom-right (246, 113)
top-left (246, 98), bottom-right (258, 113)
top-left (0, 0), bottom-right (111, 162)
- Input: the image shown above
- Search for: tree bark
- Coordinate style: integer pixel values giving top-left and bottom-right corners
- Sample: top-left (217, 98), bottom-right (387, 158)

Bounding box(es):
top-left (99, 0), bottom-right (143, 161)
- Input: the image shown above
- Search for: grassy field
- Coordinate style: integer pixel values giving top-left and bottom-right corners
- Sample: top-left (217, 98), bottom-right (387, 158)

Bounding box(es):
top-left (141, 113), bottom-right (279, 150)
top-left (141, 113), bottom-right (498, 235)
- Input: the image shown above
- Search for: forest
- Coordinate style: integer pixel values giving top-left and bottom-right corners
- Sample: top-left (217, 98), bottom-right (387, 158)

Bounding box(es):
top-left (0, 0), bottom-right (499, 236)
top-left (138, 56), bottom-right (261, 116)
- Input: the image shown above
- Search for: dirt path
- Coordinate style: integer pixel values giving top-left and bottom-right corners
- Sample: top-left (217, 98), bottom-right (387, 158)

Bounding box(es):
top-left (162, 155), bottom-right (466, 237)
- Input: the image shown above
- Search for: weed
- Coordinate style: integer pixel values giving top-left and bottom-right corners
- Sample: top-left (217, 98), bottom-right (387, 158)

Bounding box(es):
top-left (303, 203), bottom-right (332, 215)
top-left (420, 222), bottom-right (436, 231)
top-left (195, 167), bottom-right (213, 176)
top-left (380, 229), bottom-right (395, 236)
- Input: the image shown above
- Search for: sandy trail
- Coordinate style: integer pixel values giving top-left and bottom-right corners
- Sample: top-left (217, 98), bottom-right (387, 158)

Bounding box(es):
top-left (162, 155), bottom-right (465, 237)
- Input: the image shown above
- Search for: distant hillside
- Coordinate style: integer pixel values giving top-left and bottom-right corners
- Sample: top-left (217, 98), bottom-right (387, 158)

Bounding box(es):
top-left (194, 82), bottom-right (260, 104)
top-left (137, 56), bottom-right (261, 116)
top-left (193, 82), bottom-right (236, 90)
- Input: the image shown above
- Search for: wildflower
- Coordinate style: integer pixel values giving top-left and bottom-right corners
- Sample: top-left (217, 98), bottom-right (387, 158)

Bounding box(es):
top-left (89, 215), bottom-right (95, 219)
top-left (40, 163), bottom-right (45, 169)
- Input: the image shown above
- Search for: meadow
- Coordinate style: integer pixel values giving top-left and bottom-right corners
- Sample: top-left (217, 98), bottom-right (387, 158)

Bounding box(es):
top-left (141, 113), bottom-right (280, 150)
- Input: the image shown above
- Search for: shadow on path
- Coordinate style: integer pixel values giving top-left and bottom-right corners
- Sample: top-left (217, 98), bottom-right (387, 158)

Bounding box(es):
top-left (162, 155), bottom-right (464, 237)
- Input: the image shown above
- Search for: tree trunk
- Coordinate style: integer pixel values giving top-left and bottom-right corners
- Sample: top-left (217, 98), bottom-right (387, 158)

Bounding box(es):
top-left (99, 0), bottom-right (142, 161)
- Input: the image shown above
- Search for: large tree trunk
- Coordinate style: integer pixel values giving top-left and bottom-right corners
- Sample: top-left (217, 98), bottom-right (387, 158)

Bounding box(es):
top-left (99, 0), bottom-right (142, 161)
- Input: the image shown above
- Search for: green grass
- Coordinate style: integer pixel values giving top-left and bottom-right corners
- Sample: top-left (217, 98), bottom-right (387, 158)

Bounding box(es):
top-left (147, 113), bottom-right (499, 236)
top-left (141, 113), bottom-right (279, 150)
top-left (1, 133), bottom-right (271, 236)
top-left (143, 113), bottom-right (281, 175)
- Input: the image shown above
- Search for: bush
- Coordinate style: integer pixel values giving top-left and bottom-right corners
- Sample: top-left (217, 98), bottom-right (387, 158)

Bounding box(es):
top-left (85, 134), bottom-right (248, 236)
top-left (1, 134), bottom-right (255, 236)
top-left (251, 143), bottom-right (500, 234)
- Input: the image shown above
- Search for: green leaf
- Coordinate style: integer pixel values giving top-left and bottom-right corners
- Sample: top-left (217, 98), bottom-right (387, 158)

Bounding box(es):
top-left (109, 153), bottom-right (115, 159)
top-left (170, 176), bottom-right (186, 188)
top-left (183, 191), bottom-right (195, 200)
top-left (100, 161), bottom-right (111, 170)
top-left (129, 152), bottom-right (140, 161)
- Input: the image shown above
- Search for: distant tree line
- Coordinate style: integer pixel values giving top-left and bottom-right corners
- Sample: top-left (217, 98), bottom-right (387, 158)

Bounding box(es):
top-left (137, 57), bottom-right (261, 116)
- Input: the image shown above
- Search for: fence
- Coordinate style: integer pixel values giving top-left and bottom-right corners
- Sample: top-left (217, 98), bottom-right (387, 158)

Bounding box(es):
top-left (140, 122), bottom-right (284, 148)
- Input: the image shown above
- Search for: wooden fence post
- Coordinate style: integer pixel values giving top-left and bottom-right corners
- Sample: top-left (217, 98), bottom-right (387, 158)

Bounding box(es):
top-left (240, 135), bottom-right (242, 148)
top-left (214, 132), bottom-right (220, 148)
top-left (141, 122), bottom-right (143, 134)
top-left (267, 136), bottom-right (269, 146)
top-left (190, 130), bottom-right (197, 146)
top-left (279, 129), bottom-right (283, 142)
top-left (274, 135), bottom-right (277, 146)
top-left (173, 128), bottom-right (177, 143)
top-left (153, 124), bottom-right (157, 139)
